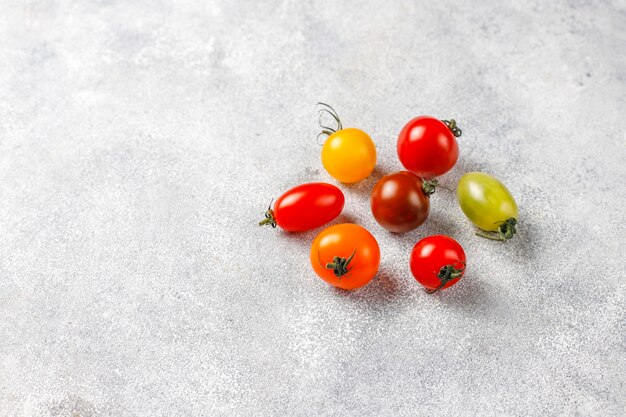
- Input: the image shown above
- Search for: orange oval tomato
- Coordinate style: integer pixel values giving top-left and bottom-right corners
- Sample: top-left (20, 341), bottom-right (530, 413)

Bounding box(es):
top-left (310, 224), bottom-right (380, 290)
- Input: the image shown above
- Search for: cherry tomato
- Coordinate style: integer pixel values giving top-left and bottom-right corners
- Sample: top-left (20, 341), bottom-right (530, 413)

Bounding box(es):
top-left (457, 172), bottom-right (518, 241)
top-left (370, 171), bottom-right (437, 233)
top-left (310, 224), bottom-right (380, 290)
top-left (259, 183), bottom-right (344, 232)
top-left (397, 116), bottom-right (462, 177)
top-left (410, 235), bottom-right (466, 293)
top-left (318, 103), bottom-right (376, 183)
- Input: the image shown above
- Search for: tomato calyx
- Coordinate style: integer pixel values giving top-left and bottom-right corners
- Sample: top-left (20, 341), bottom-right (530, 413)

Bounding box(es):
top-left (426, 261), bottom-right (466, 294)
top-left (259, 209), bottom-right (277, 228)
top-left (325, 248), bottom-right (356, 279)
top-left (422, 178), bottom-right (454, 196)
top-left (476, 218), bottom-right (517, 241)
top-left (441, 119), bottom-right (462, 137)
top-left (316, 102), bottom-right (343, 144)
top-left (421, 178), bottom-right (439, 196)
top-left (259, 200), bottom-right (277, 228)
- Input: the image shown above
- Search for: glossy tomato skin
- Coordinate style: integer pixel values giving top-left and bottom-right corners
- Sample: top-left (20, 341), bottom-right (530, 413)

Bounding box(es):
top-left (410, 235), bottom-right (466, 292)
top-left (310, 224), bottom-right (380, 290)
top-left (457, 172), bottom-right (518, 232)
top-left (322, 128), bottom-right (376, 183)
top-left (273, 183), bottom-right (344, 232)
top-left (397, 116), bottom-right (459, 177)
top-left (370, 171), bottom-right (429, 233)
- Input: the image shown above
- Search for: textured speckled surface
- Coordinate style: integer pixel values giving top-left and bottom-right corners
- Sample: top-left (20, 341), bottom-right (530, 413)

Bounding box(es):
top-left (1, 1), bottom-right (625, 416)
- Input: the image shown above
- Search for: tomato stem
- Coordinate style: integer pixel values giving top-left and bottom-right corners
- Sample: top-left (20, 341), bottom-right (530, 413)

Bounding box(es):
top-left (475, 230), bottom-right (504, 241)
top-left (475, 218), bottom-right (517, 241)
top-left (421, 178), bottom-right (439, 196)
top-left (426, 262), bottom-right (465, 294)
top-left (259, 200), bottom-right (277, 228)
top-left (317, 102), bottom-right (343, 141)
top-left (325, 248), bottom-right (356, 279)
top-left (421, 178), bottom-right (455, 195)
top-left (442, 119), bottom-right (462, 137)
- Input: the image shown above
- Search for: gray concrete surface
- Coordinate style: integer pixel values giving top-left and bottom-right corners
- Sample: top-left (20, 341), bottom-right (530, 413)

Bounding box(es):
top-left (1, 0), bottom-right (625, 416)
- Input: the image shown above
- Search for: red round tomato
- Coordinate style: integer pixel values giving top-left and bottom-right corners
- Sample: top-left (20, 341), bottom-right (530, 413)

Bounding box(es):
top-left (397, 116), bottom-right (461, 177)
top-left (410, 235), bottom-right (466, 293)
top-left (260, 183), bottom-right (344, 232)
top-left (370, 171), bottom-right (434, 233)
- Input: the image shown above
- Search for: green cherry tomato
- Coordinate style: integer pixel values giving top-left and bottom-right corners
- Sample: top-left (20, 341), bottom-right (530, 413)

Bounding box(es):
top-left (457, 172), bottom-right (518, 241)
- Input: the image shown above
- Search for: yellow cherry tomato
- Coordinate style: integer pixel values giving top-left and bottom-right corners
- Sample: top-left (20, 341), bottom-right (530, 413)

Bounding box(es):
top-left (321, 128), bottom-right (377, 183)
top-left (317, 103), bottom-right (376, 184)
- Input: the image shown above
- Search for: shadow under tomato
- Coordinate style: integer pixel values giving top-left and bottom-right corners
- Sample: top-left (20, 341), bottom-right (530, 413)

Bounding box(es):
top-left (467, 212), bottom-right (538, 263)
top-left (277, 214), bottom-right (360, 248)
top-left (335, 165), bottom-right (392, 196)
top-left (504, 215), bottom-right (538, 262)
top-left (277, 228), bottom-right (317, 251)
top-left (419, 210), bottom-right (464, 241)
top-left (430, 273), bottom-right (496, 315)
top-left (330, 212), bottom-right (358, 225)
top-left (329, 265), bottom-right (409, 306)
top-left (447, 152), bottom-right (491, 183)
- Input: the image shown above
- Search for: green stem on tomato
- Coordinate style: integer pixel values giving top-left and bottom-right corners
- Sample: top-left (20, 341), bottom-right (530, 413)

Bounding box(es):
top-left (259, 215), bottom-right (276, 227)
top-left (259, 200), bottom-right (277, 228)
top-left (437, 184), bottom-right (454, 192)
top-left (422, 177), bottom-right (455, 195)
top-left (317, 102), bottom-right (343, 142)
top-left (421, 178), bottom-right (439, 196)
top-left (426, 262), bottom-right (465, 294)
top-left (325, 248), bottom-right (356, 279)
top-left (441, 119), bottom-right (462, 137)
top-left (475, 230), bottom-right (504, 241)
top-left (475, 218), bottom-right (517, 242)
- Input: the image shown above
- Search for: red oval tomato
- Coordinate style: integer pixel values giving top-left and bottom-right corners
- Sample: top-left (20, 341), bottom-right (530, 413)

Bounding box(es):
top-left (370, 171), bottom-right (431, 233)
top-left (397, 116), bottom-right (461, 177)
top-left (310, 224), bottom-right (380, 290)
top-left (410, 235), bottom-right (466, 293)
top-left (260, 183), bottom-right (344, 232)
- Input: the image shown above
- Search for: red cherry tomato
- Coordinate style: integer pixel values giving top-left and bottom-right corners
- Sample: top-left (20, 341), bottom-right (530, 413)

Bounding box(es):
top-left (370, 171), bottom-right (436, 233)
top-left (259, 183), bottom-right (344, 232)
top-left (397, 116), bottom-right (462, 177)
top-left (410, 235), bottom-right (466, 293)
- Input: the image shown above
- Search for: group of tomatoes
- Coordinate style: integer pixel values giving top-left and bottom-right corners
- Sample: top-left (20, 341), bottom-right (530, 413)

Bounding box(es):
top-left (260, 103), bottom-right (519, 293)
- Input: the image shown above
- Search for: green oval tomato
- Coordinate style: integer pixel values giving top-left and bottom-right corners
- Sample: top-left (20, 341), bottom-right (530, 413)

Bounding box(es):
top-left (457, 172), bottom-right (518, 241)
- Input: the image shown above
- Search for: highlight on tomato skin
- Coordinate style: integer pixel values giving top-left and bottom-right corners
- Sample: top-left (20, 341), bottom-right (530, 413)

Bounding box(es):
top-left (410, 235), bottom-right (466, 294)
top-left (397, 116), bottom-right (461, 178)
top-left (310, 223), bottom-right (381, 290)
top-left (259, 182), bottom-right (344, 232)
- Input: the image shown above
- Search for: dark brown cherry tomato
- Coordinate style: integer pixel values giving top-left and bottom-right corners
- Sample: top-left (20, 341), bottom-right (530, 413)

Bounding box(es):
top-left (259, 182), bottom-right (344, 232)
top-left (370, 171), bottom-right (436, 233)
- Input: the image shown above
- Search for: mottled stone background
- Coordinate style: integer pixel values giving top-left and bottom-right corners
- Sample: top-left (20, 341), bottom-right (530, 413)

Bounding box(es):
top-left (1, 1), bottom-right (625, 416)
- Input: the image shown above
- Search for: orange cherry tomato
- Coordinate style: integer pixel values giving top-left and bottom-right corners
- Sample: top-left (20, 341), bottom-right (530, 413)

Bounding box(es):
top-left (310, 224), bottom-right (380, 290)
